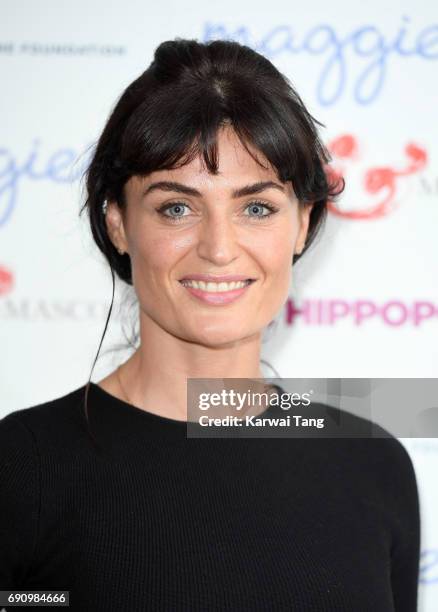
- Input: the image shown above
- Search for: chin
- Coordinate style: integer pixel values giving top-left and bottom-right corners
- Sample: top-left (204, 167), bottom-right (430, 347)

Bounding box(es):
top-left (192, 325), bottom-right (261, 348)
top-left (195, 332), bottom-right (242, 348)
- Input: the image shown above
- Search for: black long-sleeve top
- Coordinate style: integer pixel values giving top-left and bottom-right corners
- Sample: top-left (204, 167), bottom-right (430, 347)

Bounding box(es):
top-left (0, 382), bottom-right (420, 611)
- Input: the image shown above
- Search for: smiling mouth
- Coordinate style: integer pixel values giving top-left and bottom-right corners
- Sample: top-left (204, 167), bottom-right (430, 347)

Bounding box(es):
top-left (179, 279), bottom-right (255, 292)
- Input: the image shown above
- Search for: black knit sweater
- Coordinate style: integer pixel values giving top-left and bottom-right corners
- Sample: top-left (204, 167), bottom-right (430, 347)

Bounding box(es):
top-left (0, 382), bottom-right (420, 611)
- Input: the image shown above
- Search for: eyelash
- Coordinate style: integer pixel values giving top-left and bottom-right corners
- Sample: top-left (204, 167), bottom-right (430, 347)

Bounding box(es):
top-left (156, 200), bottom-right (280, 223)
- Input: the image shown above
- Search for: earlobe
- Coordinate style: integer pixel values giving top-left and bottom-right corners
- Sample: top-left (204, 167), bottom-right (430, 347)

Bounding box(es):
top-left (104, 200), bottom-right (128, 255)
top-left (302, 201), bottom-right (314, 228)
top-left (295, 202), bottom-right (313, 255)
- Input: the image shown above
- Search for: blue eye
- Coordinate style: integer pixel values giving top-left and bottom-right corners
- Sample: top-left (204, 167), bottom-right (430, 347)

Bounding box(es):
top-left (244, 201), bottom-right (278, 219)
top-left (156, 200), bottom-right (279, 223)
top-left (159, 202), bottom-right (188, 220)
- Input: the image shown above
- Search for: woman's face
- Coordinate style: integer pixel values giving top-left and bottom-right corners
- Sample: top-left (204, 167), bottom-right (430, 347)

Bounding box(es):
top-left (106, 125), bottom-right (313, 347)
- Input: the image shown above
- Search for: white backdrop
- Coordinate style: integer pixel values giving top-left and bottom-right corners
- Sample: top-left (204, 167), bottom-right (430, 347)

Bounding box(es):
top-left (1, 1), bottom-right (437, 608)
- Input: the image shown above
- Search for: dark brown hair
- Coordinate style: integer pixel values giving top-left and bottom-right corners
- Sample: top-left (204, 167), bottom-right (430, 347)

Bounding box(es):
top-left (79, 37), bottom-right (344, 444)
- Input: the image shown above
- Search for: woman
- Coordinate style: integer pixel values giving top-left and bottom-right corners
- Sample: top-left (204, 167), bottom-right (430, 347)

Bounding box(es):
top-left (0, 38), bottom-right (420, 611)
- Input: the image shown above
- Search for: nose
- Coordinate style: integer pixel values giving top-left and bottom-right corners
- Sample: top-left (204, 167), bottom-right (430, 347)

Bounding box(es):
top-left (196, 212), bottom-right (240, 266)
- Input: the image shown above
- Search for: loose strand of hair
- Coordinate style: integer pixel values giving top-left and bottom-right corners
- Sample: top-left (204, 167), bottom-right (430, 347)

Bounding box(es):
top-left (82, 264), bottom-right (116, 452)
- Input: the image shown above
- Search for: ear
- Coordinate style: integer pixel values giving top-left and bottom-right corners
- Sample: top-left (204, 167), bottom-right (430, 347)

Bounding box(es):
top-left (105, 200), bottom-right (129, 255)
top-left (295, 202), bottom-right (314, 255)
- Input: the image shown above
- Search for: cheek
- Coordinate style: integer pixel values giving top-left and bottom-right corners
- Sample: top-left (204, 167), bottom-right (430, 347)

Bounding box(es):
top-left (247, 224), bottom-right (295, 275)
top-left (131, 231), bottom-right (186, 278)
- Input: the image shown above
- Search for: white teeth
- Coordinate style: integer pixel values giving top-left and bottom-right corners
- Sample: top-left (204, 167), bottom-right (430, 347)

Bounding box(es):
top-left (181, 280), bottom-right (250, 292)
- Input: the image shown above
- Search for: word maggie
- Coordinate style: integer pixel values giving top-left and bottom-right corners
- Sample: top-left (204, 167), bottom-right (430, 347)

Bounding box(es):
top-left (203, 15), bottom-right (438, 106)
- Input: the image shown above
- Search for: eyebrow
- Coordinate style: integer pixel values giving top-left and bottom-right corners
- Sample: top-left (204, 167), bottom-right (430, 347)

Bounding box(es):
top-left (141, 180), bottom-right (286, 199)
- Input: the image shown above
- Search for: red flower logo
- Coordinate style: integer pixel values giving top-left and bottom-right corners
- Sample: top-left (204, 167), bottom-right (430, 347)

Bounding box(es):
top-left (326, 135), bottom-right (427, 219)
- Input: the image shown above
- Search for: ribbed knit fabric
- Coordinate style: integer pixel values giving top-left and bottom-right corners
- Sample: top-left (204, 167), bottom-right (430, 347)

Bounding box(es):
top-left (0, 382), bottom-right (420, 611)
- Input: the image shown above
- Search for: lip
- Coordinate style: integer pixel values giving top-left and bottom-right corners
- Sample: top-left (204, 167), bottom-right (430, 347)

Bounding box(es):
top-left (179, 278), bottom-right (256, 305)
top-left (179, 273), bottom-right (255, 282)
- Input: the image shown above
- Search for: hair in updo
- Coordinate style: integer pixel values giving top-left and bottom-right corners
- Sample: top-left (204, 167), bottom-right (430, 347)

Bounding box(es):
top-left (79, 37), bottom-right (344, 446)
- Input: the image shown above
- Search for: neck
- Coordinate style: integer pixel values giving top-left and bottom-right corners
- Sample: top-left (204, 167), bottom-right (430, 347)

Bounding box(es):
top-left (113, 312), bottom-right (272, 421)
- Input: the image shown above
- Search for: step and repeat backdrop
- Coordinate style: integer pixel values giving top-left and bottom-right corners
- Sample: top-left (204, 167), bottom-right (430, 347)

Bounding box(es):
top-left (1, 0), bottom-right (437, 608)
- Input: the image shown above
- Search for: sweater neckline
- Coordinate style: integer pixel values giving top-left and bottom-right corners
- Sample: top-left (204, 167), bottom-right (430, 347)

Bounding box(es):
top-left (89, 381), bottom-right (283, 428)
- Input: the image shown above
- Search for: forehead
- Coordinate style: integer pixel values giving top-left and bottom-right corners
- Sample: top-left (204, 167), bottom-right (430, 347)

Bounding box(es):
top-left (127, 126), bottom-right (292, 197)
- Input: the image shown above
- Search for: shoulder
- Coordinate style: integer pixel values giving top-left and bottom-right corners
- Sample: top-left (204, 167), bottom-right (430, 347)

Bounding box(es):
top-left (318, 401), bottom-right (418, 476)
top-left (0, 384), bottom-right (90, 453)
top-left (278, 396), bottom-right (420, 500)
top-left (2, 384), bottom-right (88, 425)
top-left (315, 402), bottom-right (420, 525)
top-left (0, 384), bottom-right (94, 586)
